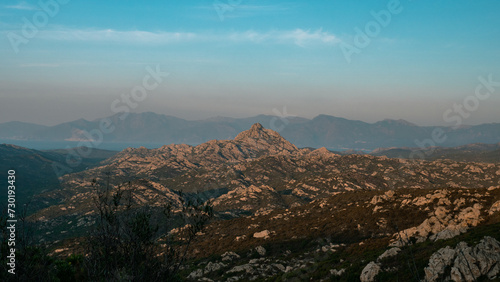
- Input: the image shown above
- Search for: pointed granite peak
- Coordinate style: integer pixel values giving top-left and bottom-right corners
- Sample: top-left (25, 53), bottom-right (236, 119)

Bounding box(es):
top-left (233, 123), bottom-right (298, 154)
top-left (251, 123), bottom-right (264, 130)
top-left (235, 123), bottom-right (273, 141)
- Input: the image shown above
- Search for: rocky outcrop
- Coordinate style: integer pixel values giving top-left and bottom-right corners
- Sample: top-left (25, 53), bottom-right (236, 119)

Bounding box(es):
top-left (212, 185), bottom-right (285, 213)
top-left (424, 236), bottom-right (500, 281)
top-left (424, 246), bottom-right (457, 281)
top-left (377, 247), bottom-right (401, 261)
top-left (360, 261), bottom-right (381, 282)
top-left (390, 196), bottom-right (485, 246)
top-left (221, 251), bottom-right (240, 262)
top-left (255, 246), bottom-right (266, 256)
top-left (330, 268), bottom-right (346, 276)
top-left (489, 200), bottom-right (500, 215)
top-left (359, 247), bottom-right (401, 281)
top-left (253, 230), bottom-right (271, 240)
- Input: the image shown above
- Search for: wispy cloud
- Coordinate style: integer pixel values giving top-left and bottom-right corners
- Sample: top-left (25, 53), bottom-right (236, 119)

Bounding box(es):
top-left (229, 29), bottom-right (339, 47)
top-left (38, 28), bottom-right (198, 43)
top-left (196, 3), bottom-right (293, 13)
top-left (194, 3), bottom-right (297, 20)
top-left (35, 27), bottom-right (338, 47)
top-left (282, 29), bottom-right (338, 47)
top-left (19, 63), bottom-right (61, 68)
top-left (5, 1), bottom-right (38, 10)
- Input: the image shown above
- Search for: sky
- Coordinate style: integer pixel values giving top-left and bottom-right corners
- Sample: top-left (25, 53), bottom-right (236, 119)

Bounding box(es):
top-left (0, 0), bottom-right (499, 126)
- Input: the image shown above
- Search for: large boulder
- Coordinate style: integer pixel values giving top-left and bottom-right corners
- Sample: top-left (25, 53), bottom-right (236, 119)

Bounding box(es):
top-left (360, 261), bottom-right (381, 282)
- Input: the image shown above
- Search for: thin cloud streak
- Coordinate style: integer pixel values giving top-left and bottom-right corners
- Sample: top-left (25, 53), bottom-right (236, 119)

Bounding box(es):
top-left (38, 29), bottom-right (198, 44)
top-left (19, 63), bottom-right (61, 68)
top-left (35, 27), bottom-right (339, 47)
top-left (4, 1), bottom-right (38, 10)
top-left (195, 3), bottom-right (293, 13)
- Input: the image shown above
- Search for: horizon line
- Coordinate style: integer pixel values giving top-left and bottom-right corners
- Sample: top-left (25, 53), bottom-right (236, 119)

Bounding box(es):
top-left (1, 111), bottom-right (499, 128)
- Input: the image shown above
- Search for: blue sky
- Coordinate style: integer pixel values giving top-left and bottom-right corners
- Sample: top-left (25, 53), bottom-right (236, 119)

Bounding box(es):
top-left (1, 0), bottom-right (499, 126)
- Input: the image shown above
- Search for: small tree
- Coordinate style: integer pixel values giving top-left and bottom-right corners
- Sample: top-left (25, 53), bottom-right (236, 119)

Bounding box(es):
top-left (85, 175), bottom-right (213, 281)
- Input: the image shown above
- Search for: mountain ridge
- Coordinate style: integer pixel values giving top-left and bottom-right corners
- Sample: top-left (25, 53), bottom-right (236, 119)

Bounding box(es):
top-left (1, 112), bottom-right (500, 150)
top-left (32, 123), bottom-right (500, 226)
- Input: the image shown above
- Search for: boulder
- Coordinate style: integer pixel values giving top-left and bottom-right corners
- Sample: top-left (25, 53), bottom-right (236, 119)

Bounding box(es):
top-left (255, 245), bottom-right (267, 256)
top-left (222, 251), bottom-right (241, 262)
top-left (360, 261), bottom-right (381, 282)
top-left (253, 230), bottom-right (270, 239)
top-left (330, 268), bottom-right (346, 276)
top-left (205, 261), bottom-right (226, 273)
top-left (424, 246), bottom-right (456, 281)
top-left (489, 200), bottom-right (500, 215)
top-left (187, 269), bottom-right (203, 279)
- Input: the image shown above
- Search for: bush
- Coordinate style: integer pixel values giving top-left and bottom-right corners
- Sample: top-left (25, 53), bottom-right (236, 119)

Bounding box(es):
top-left (85, 176), bottom-right (213, 281)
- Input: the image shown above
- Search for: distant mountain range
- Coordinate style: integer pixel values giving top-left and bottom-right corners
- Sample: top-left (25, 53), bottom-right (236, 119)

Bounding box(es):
top-left (1, 112), bottom-right (500, 150)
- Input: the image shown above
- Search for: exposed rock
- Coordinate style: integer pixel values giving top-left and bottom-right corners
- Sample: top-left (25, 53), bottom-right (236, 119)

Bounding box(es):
top-left (370, 195), bottom-right (383, 205)
top-left (489, 200), bottom-right (500, 215)
top-left (255, 245), bottom-right (266, 256)
top-left (424, 246), bottom-right (456, 281)
top-left (272, 263), bottom-right (286, 272)
top-left (360, 261), bottom-right (381, 282)
top-left (253, 230), bottom-right (270, 239)
top-left (187, 269), bottom-right (203, 279)
top-left (330, 268), bottom-right (346, 276)
top-left (430, 226), bottom-right (464, 241)
top-left (370, 190), bottom-right (395, 205)
top-left (227, 264), bottom-right (254, 274)
top-left (233, 123), bottom-right (299, 155)
top-left (222, 251), bottom-right (241, 262)
top-left (457, 204), bottom-right (482, 226)
top-left (234, 235), bottom-right (246, 241)
top-left (204, 261), bottom-right (226, 273)
top-left (377, 247), bottom-right (401, 261)
top-left (391, 202), bottom-right (484, 246)
top-left (424, 236), bottom-right (500, 281)
top-left (213, 185), bottom-right (284, 212)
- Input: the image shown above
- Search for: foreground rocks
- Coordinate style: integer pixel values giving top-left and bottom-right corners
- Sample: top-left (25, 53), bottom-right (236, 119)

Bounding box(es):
top-left (360, 261), bottom-right (381, 282)
top-left (424, 236), bottom-right (500, 281)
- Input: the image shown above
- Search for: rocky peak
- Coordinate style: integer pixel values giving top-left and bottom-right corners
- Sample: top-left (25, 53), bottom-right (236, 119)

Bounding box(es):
top-left (234, 123), bottom-right (298, 154)
top-left (234, 123), bottom-right (267, 140)
top-left (251, 122), bottom-right (264, 130)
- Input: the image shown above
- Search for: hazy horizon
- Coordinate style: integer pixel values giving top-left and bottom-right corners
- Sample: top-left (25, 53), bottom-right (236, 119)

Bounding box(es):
top-left (1, 0), bottom-right (500, 126)
top-left (2, 110), bottom-right (500, 128)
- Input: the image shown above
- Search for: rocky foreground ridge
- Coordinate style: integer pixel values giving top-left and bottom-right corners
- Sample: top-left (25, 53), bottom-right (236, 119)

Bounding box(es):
top-left (30, 124), bottom-right (500, 281)
top-left (180, 187), bottom-right (500, 281)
